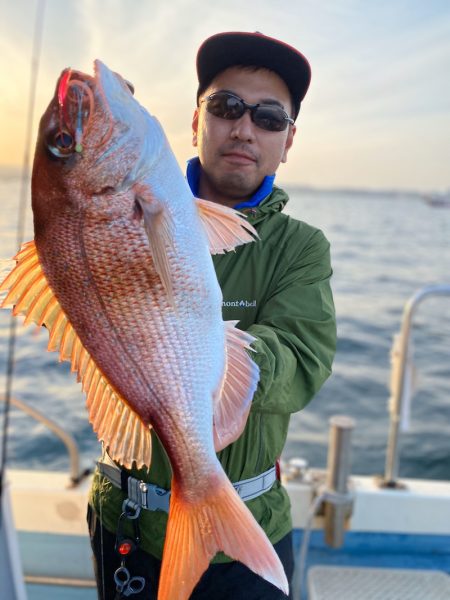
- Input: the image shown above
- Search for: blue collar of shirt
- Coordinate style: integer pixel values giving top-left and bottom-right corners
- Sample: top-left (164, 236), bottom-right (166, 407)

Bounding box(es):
top-left (186, 157), bottom-right (275, 210)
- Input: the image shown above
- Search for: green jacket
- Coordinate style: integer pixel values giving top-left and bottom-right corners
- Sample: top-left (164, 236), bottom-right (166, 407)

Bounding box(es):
top-left (89, 185), bottom-right (336, 561)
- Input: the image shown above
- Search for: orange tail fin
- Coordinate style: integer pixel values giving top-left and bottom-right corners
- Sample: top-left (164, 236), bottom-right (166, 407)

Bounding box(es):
top-left (157, 473), bottom-right (288, 600)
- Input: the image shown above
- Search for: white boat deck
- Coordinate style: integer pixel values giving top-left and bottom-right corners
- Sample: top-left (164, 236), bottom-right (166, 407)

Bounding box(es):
top-left (308, 566), bottom-right (450, 600)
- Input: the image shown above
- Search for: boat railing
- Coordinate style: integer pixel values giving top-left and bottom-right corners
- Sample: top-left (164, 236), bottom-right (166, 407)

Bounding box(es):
top-left (1, 393), bottom-right (89, 486)
top-left (383, 283), bottom-right (450, 487)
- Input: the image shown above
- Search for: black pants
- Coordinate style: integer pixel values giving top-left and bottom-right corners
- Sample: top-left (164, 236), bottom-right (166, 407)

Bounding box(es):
top-left (87, 504), bottom-right (294, 600)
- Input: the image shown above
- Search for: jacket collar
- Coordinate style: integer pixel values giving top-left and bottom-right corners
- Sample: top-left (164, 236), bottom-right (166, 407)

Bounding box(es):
top-left (186, 157), bottom-right (276, 210)
top-left (243, 186), bottom-right (289, 224)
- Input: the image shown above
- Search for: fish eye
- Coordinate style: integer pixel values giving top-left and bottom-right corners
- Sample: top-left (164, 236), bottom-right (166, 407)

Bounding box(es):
top-left (47, 130), bottom-right (75, 158)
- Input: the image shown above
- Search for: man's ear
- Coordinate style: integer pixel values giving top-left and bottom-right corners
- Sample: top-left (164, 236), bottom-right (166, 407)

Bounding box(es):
top-left (281, 124), bottom-right (296, 164)
top-left (192, 109), bottom-right (199, 147)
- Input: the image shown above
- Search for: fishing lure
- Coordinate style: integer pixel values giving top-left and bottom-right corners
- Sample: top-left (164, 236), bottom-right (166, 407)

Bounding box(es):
top-left (56, 67), bottom-right (98, 153)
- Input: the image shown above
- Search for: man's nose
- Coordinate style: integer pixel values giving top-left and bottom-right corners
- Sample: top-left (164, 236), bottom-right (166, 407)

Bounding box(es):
top-left (229, 111), bottom-right (256, 143)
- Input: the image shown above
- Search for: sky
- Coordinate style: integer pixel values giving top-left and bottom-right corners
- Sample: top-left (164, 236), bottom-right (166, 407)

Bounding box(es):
top-left (1, 0), bottom-right (449, 192)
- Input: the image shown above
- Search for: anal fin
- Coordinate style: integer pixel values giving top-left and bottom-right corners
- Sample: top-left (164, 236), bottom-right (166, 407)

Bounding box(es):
top-left (0, 240), bottom-right (152, 469)
top-left (213, 321), bottom-right (259, 451)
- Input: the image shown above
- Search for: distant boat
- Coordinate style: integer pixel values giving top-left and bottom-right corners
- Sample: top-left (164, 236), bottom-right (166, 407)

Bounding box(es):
top-left (422, 191), bottom-right (450, 208)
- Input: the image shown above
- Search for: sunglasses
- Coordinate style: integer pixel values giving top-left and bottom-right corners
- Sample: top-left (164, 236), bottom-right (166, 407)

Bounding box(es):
top-left (201, 91), bottom-right (294, 132)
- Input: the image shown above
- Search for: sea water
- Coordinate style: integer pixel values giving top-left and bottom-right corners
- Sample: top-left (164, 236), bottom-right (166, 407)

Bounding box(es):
top-left (0, 174), bottom-right (449, 480)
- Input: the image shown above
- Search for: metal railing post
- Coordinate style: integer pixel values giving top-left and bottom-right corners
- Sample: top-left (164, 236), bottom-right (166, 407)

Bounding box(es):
top-left (324, 415), bottom-right (355, 547)
top-left (383, 284), bottom-right (450, 487)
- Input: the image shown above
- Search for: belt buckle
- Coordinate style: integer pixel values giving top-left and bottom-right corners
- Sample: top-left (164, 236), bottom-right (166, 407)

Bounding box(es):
top-left (127, 478), bottom-right (149, 510)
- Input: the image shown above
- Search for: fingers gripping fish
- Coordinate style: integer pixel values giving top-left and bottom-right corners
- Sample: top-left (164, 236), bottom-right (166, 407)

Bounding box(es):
top-left (0, 61), bottom-right (288, 599)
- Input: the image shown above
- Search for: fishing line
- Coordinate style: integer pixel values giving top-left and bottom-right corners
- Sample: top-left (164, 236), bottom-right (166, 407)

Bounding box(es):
top-left (0, 0), bottom-right (47, 508)
top-left (100, 445), bottom-right (106, 600)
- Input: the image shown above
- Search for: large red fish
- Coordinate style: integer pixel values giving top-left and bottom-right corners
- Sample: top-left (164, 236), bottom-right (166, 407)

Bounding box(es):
top-left (1, 61), bottom-right (288, 598)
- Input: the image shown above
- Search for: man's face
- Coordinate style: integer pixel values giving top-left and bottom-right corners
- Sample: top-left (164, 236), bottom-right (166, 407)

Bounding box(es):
top-left (192, 66), bottom-right (296, 204)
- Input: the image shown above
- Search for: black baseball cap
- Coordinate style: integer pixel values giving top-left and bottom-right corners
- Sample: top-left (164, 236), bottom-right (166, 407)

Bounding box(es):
top-left (196, 31), bottom-right (311, 120)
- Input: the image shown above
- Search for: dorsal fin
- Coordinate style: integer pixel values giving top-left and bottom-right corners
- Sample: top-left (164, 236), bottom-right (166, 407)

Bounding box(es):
top-left (0, 241), bottom-right (152, 469)
top-left (195, 198), bottom-right (258, 254)
top-left (213, 321), bottom-right (260, 451)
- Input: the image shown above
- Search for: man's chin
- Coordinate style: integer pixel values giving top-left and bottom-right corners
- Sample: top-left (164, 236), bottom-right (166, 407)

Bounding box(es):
top-left (217, 172), bottom-right (261, 201)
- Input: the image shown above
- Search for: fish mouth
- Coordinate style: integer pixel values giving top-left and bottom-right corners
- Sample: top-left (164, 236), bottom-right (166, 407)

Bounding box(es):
top-left (94, 59), bottom-right (135, 100)
top-left (53, 60), bottom-right (133, 136)
top-left (47, 61), bottom-right (118, 158)
top-left (45, 60), bottom-right (137, 168)
top-left (46, 66), bottom-right (98, 158)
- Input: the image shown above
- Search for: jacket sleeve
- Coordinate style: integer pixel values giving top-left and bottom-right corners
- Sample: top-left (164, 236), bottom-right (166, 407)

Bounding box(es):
top-left (247, 227), bottom-right (336, 414)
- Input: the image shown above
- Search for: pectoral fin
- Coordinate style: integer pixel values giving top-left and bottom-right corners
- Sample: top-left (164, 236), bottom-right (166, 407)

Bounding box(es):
top-left (195, 198), bottom-right (258, 254)
top-left (135, 183), bottom-right (175, 305)
top-left (0, 241), bottom-right (152, 469)
top-left (213, 321), bottom-right (260, 451)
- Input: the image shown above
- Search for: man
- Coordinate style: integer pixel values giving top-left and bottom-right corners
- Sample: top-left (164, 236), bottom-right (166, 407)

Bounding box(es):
top-left (88, 31), bottom-right (336, 599)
